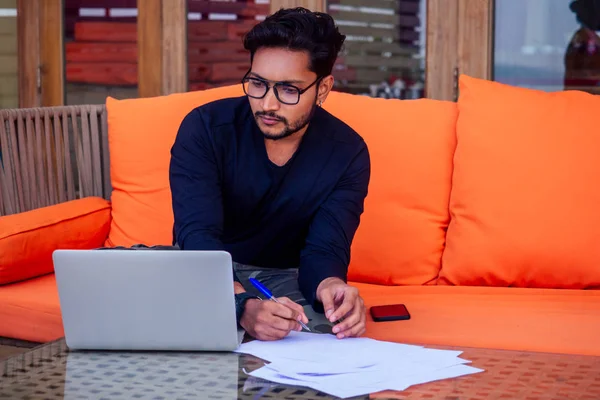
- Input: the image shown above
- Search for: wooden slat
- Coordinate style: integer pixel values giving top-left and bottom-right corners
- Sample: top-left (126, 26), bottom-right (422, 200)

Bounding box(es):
top-left (17, 0), bottom-right (40, 108)
top-left (354, 68), bottom-right (413, 83)
top-left (0, 95), bottom-right (18, 108)
top-left (344, 54), bottom-right (419, 69)
top-left (328, 0), bottom-right (399, 11)
top-left (457, 0), bottom-right (493, 81)
top-left (338, 25), bottom-right (399, 40)
top-left (188, 1), bottom-right (268, 16)
top-left (138, 0), bottom-right (162, 97)
top-left (0, 75), bottom-right (18, 95)
top-left (343, 40), bottom-right (418, 56)
top-left (74, 21), bottom-right (137, 42)
top-left (0, 55), bottom-right (17, 74)
top-left (329, 10), bottom-right (398, 24)
top-left (40, 0), bottom-right (64, 106)
top-left (331, 13), bottom-right (420, 30)
top-left (66, 42), bottom-right (137, 63)
top-left (270, 0), bottom-right (325, 13)
top-left (0, 33), bottom-right (17, 55)
top-left (425, 0), bottom-right (458, 101)
top-left (162, 0), bottom-right (187, 94)
top-left (0, 17), bottom-right (16, 34)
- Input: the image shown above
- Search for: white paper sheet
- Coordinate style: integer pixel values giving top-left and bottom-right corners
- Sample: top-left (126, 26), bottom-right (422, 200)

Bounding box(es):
top-left (237, 331), bottom-right (485, 399)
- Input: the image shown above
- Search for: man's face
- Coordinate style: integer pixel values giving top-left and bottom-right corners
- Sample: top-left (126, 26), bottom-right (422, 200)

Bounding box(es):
top-left (245, 47), bottom-right (320, 140)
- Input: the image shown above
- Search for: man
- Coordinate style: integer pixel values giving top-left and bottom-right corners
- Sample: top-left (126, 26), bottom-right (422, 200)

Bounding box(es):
top-left (169, 7), bottom-right (371, 341)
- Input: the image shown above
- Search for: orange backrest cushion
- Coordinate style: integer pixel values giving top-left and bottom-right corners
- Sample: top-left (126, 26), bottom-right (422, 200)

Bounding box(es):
top-left (0, 197), bottom-right (111, 284)
top-left (439, 75), bottom-right (600, 288)
top-left (105, 85), bottom-right (244, 247)
top-left (106, 86), bottom-right (457, 285)
top-left (323, 93), bottom-right (457, 285)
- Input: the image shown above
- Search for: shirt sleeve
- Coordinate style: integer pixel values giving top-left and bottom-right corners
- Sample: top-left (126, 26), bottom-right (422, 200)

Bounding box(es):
top-left (169, 109), bottom-right (241, 284)
top-left (297, 141), bottom-right (371, 311)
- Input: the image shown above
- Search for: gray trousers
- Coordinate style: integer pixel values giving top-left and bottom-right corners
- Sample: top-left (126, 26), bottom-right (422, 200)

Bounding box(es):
top-left (233, 263), bottom-right (333, 334)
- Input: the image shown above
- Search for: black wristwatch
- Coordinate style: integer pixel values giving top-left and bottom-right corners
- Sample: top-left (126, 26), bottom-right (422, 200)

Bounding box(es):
top-left (235, 292), bottom-right (259, 327)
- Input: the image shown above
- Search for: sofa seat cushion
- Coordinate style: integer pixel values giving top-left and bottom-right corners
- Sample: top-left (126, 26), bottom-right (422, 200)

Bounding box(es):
top-left (3, 274), bottom-right (598, 357)
top-left (355, 282), bottom-right (600, 357)
top-left (0, 274), bottom-right (62, 343)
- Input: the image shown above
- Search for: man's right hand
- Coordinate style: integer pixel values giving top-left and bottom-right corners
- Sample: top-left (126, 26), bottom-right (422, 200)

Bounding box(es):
top-left (240, 297), bottom-right (309, 341)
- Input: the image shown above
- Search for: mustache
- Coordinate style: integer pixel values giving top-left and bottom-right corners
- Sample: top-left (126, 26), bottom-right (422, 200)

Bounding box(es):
top-left (255, 111), bottom-right (287, 123)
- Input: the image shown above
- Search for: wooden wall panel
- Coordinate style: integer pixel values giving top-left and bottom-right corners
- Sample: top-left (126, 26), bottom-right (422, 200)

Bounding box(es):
top-left (0, 0), bottom-right (18, 108)
top-left (139, 0), bottom-right (188, 97)
top-left (138, 0), bottom-right (162, 98)
top-left (162, 0), bottom-right (187, 95)
top-left (17, 0), bottom-right (39, 108)
top-left (425, 0), bottom-right (459, 101)
top-left (17, 0), bottom-right (64, 107)
top-left (40, 0), bottom-right (64, 106)
top-left (457, 0), bottom-right (494, 81)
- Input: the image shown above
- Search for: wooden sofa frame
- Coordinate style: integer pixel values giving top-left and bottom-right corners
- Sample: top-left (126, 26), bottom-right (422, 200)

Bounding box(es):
top-left (1, 105), bottom-right (113, 348)
top-left (0, 105), bottom-right (112, 217)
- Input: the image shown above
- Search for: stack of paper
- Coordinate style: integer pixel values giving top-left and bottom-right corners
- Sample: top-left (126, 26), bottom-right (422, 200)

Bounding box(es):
top-left (234, 331), bottom-right (484, 399)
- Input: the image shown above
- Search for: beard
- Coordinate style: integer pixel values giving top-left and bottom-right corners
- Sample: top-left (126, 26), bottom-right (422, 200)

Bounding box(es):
top-left (255, 102), bottom-right (318, 141)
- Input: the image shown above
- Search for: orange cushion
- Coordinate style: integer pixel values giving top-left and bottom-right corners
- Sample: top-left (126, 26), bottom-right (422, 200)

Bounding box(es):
top-left (355, 282), bottom-right (600, 357)
top-left (324, 94), bottom-right (457, 285)
top-left (0, 274), bottom-right (63, 342)
top-left (0, 197), bottom-right (111, 285)
top-left (439, 75), bottom-right (600, 289)
top-left (105, 85), bottom-right (244, 247)
top-left (2, 273), bottom-right (599, 355)
top-left (106, 86), bottom-right (457, 285)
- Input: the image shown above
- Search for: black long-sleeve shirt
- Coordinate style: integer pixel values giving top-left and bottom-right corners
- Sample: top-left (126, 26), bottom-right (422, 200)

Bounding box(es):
top-left (169, 96), bottom-right (370, 309)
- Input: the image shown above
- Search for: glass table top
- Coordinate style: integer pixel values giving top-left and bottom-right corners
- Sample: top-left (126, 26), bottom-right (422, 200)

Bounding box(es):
top-left (0, 338), bottom-right (368, 399)
top-left (3, 336), bottom-right (600, 399)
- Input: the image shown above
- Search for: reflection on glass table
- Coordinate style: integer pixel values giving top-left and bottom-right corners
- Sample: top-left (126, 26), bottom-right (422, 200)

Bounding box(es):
top-left (0, 338), bottom-right (369, 399)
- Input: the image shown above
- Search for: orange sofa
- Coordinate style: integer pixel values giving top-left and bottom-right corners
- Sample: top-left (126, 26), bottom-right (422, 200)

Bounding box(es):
top-left (2, 75), bottom-right (600, 356)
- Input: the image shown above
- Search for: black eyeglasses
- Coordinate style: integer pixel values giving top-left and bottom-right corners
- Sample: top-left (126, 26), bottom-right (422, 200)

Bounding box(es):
top-left (241, 71), bottom-right (321, 105)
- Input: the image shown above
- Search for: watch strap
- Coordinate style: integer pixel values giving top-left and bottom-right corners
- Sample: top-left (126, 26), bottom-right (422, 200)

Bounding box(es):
top-left (235, 292), bottom-right (259, 327)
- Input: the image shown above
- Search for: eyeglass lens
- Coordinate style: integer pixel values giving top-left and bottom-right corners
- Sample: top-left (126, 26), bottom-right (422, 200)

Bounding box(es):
top-left (243, 78), bottom-right (300, 105)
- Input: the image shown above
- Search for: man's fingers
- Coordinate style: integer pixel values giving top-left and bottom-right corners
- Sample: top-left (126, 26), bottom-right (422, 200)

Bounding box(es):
top-left (254, 325), bottom-right (289, 341)
top-left (256, 310), bottom-right (297, 339)
top-left (277, 297), bottom-right (309, 324)
top-left (345, 313), bottom-right (366, 338)
top-left (329, 288), bottom-right (358, 322)
top-left (270, 313), bottom-right (301, 332)
top-left (332, 305), bottom-right (361, 336)
top-left (336, 299), bottom-right (366, 338)
top-left (261, 301), bottom-right (302, 332)
top-left (268, 300), bottom-right (298, 321)
top-left (319, 288), bottom-right (336, 320)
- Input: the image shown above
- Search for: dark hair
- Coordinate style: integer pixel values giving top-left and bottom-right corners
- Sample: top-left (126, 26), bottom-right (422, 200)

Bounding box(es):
top-left (570, 0), bottom-right (600, 30)
top-left (243, 7), bottom-right (346, 77)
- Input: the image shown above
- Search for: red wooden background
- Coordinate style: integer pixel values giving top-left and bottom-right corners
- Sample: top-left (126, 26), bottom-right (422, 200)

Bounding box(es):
top-left (63, 0), bottom-right (424, 96)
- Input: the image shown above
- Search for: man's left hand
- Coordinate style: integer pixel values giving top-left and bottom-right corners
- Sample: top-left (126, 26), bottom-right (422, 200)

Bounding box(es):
top-left (316, 277), bottom-right (366, 339)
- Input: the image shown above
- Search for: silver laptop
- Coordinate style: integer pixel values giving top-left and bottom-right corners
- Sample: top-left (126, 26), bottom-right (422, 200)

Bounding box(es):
top-left (53, 249), bottom-right (244, 351)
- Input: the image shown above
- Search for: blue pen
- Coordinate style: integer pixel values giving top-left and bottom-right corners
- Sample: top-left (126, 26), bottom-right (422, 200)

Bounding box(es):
top-left (249, 278), bottom-right (311, 332)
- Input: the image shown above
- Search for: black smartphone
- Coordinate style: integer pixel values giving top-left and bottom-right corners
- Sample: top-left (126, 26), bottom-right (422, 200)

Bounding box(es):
top-left (370, 304), bottom-right (411, 322)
